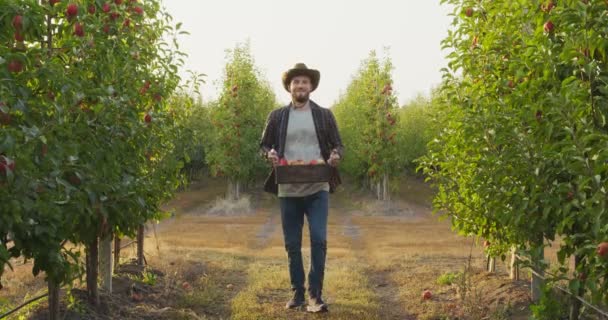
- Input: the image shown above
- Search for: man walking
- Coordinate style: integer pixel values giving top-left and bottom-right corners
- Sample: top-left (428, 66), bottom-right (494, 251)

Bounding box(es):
top-left (259, 63), bottom-right (343, 312)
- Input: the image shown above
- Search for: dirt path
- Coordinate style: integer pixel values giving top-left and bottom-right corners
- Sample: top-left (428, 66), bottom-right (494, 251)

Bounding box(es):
top-left (144, 179), bottom-right (531, 319)
top-left (0, 178), bottom-right (532, 319)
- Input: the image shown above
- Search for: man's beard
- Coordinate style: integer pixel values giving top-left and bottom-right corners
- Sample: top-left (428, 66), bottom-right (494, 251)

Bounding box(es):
top-left (292, 91), bottom-right (309, 103)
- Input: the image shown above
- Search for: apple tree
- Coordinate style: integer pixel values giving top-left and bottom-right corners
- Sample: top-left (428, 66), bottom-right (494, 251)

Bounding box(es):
top-left (206, 42), bottom-right (278, 200)
top-left (333, 50), bottom-right (399, 200)
top-left (421, 0), bottom-right (608, 316)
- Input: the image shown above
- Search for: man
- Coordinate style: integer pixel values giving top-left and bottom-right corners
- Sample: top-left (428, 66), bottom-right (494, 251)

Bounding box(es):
top-left (259, 63), bottom-right (344, 313)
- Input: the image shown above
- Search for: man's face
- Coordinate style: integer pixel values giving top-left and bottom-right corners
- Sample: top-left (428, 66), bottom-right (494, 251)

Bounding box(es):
top-left (289, 75), bottom-right (312, 103)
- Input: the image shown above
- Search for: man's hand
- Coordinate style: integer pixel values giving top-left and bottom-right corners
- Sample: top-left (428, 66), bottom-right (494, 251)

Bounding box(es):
top-left (328, 149), bottom-right (341, 167)
top-left (267, 148), bottom-right (279, 166)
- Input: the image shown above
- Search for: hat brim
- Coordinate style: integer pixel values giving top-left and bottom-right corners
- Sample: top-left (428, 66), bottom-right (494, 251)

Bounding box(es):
top-left (282, 69), bottom-right (320, 92)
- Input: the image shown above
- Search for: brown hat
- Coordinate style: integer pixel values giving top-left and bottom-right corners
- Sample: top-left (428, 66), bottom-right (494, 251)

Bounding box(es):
top-left (282, 63), bottom-right (320, 92)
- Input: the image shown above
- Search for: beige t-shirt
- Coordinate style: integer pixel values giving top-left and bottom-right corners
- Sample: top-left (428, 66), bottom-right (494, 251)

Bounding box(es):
top-left (278, 104), bottom-right (330, 197)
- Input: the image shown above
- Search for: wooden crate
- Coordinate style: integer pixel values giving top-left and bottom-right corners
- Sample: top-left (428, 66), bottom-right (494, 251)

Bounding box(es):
top-left (275, 164), bottom-right (332, 184)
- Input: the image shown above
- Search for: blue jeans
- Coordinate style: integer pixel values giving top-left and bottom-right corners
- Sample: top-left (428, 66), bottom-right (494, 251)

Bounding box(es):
top-left (279, 190), bottom-right (328, 297)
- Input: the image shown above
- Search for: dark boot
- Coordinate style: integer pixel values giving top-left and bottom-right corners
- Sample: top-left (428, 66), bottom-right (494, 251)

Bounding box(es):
top-left (285, 289), bottom-right (306, 309)
top-left (306, 292), bottom-right (328, 313)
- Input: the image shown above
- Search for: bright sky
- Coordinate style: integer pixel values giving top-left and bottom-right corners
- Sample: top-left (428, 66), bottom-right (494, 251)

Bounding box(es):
top-left (162, 1), bottom-right (454, 107)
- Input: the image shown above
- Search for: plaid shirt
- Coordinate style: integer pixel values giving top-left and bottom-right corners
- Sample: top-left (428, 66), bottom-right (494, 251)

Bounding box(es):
top-left (259, 100), bottom-right (344, 194)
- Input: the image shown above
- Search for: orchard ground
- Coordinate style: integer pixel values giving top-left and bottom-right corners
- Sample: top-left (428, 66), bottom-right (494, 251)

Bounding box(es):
top-left (1, 176), bottom-right (534, 319)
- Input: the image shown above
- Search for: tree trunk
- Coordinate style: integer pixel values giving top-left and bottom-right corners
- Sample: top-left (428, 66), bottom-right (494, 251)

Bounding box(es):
top-left (531, 237), bottom-right (545, 302)
top-left (487, 256), bottom-right (496, 273)
top-left (99, 234), bottom-right (113, 293)
top-left (235, 180), bottom-right (240, 200)
top-left (48, 279), bottom-right (60, 320)
top-left (113, 235), bottom-right (121, 272)
top-left (137, 225), bottom-right (145, 266)
top-left (510, 246), bottom-right (519, 280)
top-left (86, 237), bottom-right (99, 306)
top-left (382, 173), bottom-right (389, 201)
top-left (569, 255), bottom-right (585, 320)
top-left (376, 182), bottom-right (381, 200)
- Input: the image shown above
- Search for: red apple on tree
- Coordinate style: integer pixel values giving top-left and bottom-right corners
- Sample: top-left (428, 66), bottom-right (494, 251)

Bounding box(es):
top-left (8, 60), bottom-right (23, 73)
top-left (41, 144), bottom-right (48, 157)
top-left (144, 113), bottom-right (152, 123)
top-left (102, 3), bottom-right (111, 13)
top-left (12, 15), bottom-right (23, 29)
top-left (88, 4), bottom-right (96, 14)
top-left (597, 242), bottom-right (608, 257)
top-left (133, 6), bottom-right (143, 15)
top-left (567, 191), bottom-right (574, 200)
top-left (543, 20), bottom-right (554, 33)
top-left (0, 156), bottom-right (15, 175)
top-left (0, 111), bottom-right (11, 126)
top-left (465, 7), bottom-right (473, 17)
top-left (66, 3), bottom-right (78, 18)
top-left (74, 23), bottom-right (85, 37)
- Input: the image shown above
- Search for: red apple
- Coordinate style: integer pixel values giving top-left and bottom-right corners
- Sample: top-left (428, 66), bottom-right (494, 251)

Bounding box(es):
top-left (144, 113), bottom-right (152, 123)
top-left (68, 174), bottom-right (81, 186)
top-left (133, 6), bottom-right (143, 15)
top-left (131, 292), bottom-right (143, 302)
top-left (465, 7), bottom-right (473, 17)
top-left (535, 110), bottom-right (543, 122)
top-left (123, 19), bottom-right (130, 27)
top-left (597, 242), bottom-right (608, 257)
top-left (543, 20), bottom-right (554, 33)
top-left (115, 0), bottom-right (123, 4)
top-left (541, 1), bottom-right (555, 12)
top-left (74, 22), bottom-right (85, 37)
top-left (181, 281), bottom-right (191, 290)
top-left (0, 156), bottom-right (15, 175)
top-left (8, 60), bottom-right (23, 73)
top-left (41, 144), bottom-right (48, 157)
top-left (66, 3), bottom-right (78, 18)
top-left (103, 24), bottom-right (110, 34)
top-left (422, 290), bottom-right (432, 300)
top-left (153, 94), bottom-right (162, 102)
top-left (102, 3), bottom-right (111, 13)
top-left (382, 84), bottom-right (392, 94)
top-left (232, 85), bottom-right (238, 92)
top-left (508, 80), bottom-right (515, 88)
top-left (12, 15), bottom-right (23, 29)
top-left (0, 112), bottom-right (11, 125)
top-left (88, 4), bottom-right (96, 14)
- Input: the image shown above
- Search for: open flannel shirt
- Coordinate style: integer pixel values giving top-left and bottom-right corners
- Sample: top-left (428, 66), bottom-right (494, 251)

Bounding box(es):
top-left (259, 100), bottom-right (344, 195)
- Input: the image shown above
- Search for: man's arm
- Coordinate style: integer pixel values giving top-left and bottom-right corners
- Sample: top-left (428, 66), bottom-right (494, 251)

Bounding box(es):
top-left (327, 110), bottom-right (344, 159)
top-left (259, 109), bottom-right (278, 159)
